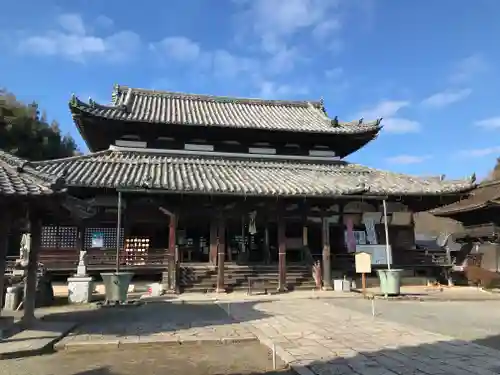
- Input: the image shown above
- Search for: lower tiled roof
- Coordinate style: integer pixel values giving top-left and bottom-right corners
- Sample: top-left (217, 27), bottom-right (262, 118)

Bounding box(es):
top-left (27, 146), bottom-right (475, 198)
top-left (430, 180), bottom-right (500, 216)
top-left (0, 150), bottom-right (58, 196)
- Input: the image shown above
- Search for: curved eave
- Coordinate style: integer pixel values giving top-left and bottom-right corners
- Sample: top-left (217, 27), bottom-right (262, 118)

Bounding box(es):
top-left (430, 180), bottom-right (500, 217)
top-left (0, 151), bottom-right (67, 198)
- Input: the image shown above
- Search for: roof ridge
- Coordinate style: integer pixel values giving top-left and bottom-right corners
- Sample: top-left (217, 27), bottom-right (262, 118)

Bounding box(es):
top-left (29, 149), bottom-right (112, 166)
top-left (113, 85), bottom-right (323, 107)
top-left (107, 145), bottom-right (348, 164)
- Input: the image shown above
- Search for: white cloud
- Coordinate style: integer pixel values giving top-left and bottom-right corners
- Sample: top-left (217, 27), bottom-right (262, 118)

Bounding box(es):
top-left (233, 0), bottom-right (344, 70)
top-left (256, 80), bottom-right (309, 98)
top-left (152, 36), bottom-right (201, 61)
top-left (474, 117), bottom-right (500, 130)
top-left (386, 155), bottom-right (431, 164)
top-left (95, 15), bottom-right (114, 29)
top-left (382, 118), bottom-right (421, 133)
top-left (357, 100), bottom-right (410, 119)
top-left (312, 18), bottom-right (342, 40)
top-left (151, 35), bottom-right (260, 79)
top-left (243, 0), bottom-right (340, 38)
top-left (449, 54), bottom-right (489, 83)
top-left (421, 88), bottom-right (472, 108)
top-left (17, 13), bottom-right (141, 63)
top-left (57, 14), bottom-right (86, 36)
top-left (457, 147), bottom-right (500, 158)
top-left (355, 100), bottom-right (420, 134)
top-left (211, 50), bottom-right (259, 78)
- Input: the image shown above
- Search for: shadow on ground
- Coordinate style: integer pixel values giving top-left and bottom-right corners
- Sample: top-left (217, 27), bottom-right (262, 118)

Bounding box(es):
top-left (30, 300), bottom-right (272, 338)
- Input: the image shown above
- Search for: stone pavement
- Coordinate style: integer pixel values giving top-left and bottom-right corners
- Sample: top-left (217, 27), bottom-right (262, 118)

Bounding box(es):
top-left (0, 321), bottom-right (76, 359)
top-left (54, 301), bottom-right (256, 351)
top-left (226, 298), bottom-right (500, 375)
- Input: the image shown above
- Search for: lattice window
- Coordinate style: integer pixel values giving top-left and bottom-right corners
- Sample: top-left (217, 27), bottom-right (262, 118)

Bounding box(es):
top-left (84, 227), bottom-right (124, 250)
top-left (41, 226), bottom-right (78, 249)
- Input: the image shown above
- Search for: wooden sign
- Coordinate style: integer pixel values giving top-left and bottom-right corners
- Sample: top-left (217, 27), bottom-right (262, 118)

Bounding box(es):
top-left (62, 196), bottom-right (97, 220)
top-left (355, 252), bottom-right (372, 274)
top-left (355, 252), bottom-right (372, 295)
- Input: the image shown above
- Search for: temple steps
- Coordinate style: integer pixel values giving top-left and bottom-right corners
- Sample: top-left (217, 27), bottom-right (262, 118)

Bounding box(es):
top-left (178, 264), bottom-right (316, 293)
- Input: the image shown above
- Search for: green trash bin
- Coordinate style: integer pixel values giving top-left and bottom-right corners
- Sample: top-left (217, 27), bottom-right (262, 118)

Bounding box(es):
top-left (100, 272), bottom-right (134, 303)
top-left (376, 269), bottom-right (403, 296)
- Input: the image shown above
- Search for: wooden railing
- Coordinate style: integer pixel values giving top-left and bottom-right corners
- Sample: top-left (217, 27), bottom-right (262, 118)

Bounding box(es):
top-left (5, 251), bottom-right (170, 273)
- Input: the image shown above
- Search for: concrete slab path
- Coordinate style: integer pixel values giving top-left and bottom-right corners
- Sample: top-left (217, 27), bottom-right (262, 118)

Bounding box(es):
top-left (226, 298), bottom-right (500, 375)
top-left (0, 321), bottom-right (76, 359)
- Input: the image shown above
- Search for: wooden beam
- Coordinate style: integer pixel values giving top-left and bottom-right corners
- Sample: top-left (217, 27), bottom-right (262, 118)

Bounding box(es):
top-left (209, 219), bottom-right (218, 265)
top-left (277, 206), bottom-right (287, 292)
top-left (216, 217), bottom-right (226, 293)
top-left (23, 208), bottom-right (42, 326)
top-left (322, 215), bottom-right (332, 290)
top-left (166, 213), bottom-right (178, 293)
top-left (0, 209), bottom-right (10, 315)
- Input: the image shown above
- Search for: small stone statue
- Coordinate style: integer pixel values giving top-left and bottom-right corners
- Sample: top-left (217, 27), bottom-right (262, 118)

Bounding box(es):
top-left (76, 250), bottom-right (88, 276)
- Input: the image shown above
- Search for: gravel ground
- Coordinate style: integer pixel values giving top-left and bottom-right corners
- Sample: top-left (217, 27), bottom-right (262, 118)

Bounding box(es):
top-left (328, 297), bottom-right (500, 349)
top-left (1, 342), bottom-right (293, 375)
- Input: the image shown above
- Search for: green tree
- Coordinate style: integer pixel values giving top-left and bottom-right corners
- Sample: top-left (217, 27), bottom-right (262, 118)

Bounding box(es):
top-left (0, 89), bottom-right (80, 160)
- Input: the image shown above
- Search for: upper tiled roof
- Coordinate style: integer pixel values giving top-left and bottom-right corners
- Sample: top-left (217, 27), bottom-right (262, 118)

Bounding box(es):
top-left (28, 146), bottom-right (475, 198)
top-left (69, 86), bottom-right (383, 135)
top-left (430, 179), bottom-right (500, 216)
top-left (0, 150), bottom-right (62, 197)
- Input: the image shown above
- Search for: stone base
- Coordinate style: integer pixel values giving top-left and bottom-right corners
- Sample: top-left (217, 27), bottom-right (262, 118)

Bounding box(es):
top-left (3, 286), bottom-right (23, 311)
top-left (67, 276), bottom-right (94, 304)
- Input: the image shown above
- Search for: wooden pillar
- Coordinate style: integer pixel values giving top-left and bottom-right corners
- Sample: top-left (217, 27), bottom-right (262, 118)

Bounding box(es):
top-left (209, 220), bottom-right (218, 265)
top-left (0, 210), bottom-right (10, 315)
top-left (216, 217), bottom-right (226, 293)
top-left (264, 226), bottom-right (270, 264)
top-left (277, 209), bottom-right (287, 292)
top-left (77, 221), bottom-right (85, 251)
top-left (167, 213), bottom-right (178, 293)
top-left (23, 209), bottom-right (41, 325)
top-left (322, 216), bottom-right (332, 290)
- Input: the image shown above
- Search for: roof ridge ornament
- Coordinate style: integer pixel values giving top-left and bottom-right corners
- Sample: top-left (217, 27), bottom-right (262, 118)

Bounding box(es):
top-left (70, 93), bottom-right (78, 106)
top-left (358, 118), bottom-right (364, 126)
top-left (470, 173), bottom-right (476, 183)
top-left (331, 116), bottom-right (339, 127)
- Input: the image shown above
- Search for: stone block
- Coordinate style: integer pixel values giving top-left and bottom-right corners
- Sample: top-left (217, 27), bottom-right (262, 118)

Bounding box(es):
top-left (67, 276), bottom-right (94, 304)
top-left (3, 286), bottom-right (22, 311)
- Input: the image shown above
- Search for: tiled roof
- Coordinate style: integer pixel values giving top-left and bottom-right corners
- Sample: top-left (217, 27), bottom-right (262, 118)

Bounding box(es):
top-left (430, 180), bottom-right (500, 216)
top-left (69, 86), bottom-right (383, 135)
top-left (0, 150), bottom-right (61, 196)
top-left (28, 146), bottom-right (475, 198)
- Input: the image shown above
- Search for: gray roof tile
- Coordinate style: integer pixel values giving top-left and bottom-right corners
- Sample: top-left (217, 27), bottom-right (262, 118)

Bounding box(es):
top-left (0, 150), bottom-right (57, 196)
top-left (69, 86), bottom-right (383, 135)
top-left (29, 146), bottom-right (474, 198)
top-left (430, 179), bottom-right (500, 216)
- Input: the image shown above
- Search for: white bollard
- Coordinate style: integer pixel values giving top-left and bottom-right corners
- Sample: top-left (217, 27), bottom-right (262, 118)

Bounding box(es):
top-left (371, 298), bottom-right (376, 317)
top-left (272, 343), bottom-right (277, 370)
top-left (227, 302), bottom-right (231, 316)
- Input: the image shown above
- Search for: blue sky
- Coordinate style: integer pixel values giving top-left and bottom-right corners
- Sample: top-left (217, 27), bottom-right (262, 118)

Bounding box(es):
top-left (0, 0), bottom-right (499, 180)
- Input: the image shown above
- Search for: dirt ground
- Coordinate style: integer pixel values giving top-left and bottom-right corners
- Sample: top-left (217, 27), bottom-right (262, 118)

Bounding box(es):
top-left (2, 342), bottom-right (294, 375)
